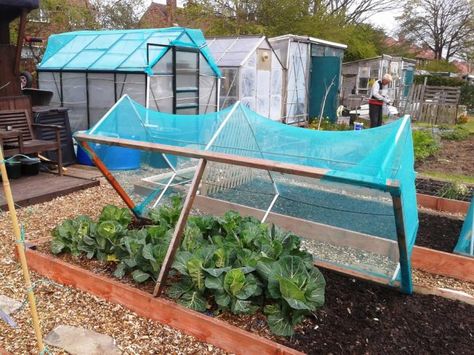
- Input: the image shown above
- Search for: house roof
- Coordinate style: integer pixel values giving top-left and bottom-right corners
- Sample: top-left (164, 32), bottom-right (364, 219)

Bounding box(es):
top-left (206, 36), bottom-right (283, 68)
top-left (38, 27), bottom-right (221, 76)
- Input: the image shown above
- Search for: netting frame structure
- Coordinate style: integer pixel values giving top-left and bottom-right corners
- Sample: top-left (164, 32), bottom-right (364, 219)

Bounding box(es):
top-left (454, 196), bottom-right (474, 257)
top-left (75, 99), bottom-right (416, 296)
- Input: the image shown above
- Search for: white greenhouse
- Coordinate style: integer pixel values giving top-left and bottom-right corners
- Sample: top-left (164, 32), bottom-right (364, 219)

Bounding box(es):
top-left (206, 36), bottom-right (284, 121)
top-left (37, 27), bottom-right (221, 132)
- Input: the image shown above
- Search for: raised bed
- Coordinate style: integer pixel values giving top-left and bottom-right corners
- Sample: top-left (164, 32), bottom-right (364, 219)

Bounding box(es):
top-left (417, 193), bottom-right (470, 214)
top-left (23, 245), bottom-right (302, 355)
top-left (416, 177), bottom-right (473, 202)
top-left (23, 244), bottom-right (474, 354)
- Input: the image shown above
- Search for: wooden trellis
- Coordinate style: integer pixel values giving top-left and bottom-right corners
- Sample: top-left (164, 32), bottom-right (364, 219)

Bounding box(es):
top-left (401, 84), bottom-right (461, 124)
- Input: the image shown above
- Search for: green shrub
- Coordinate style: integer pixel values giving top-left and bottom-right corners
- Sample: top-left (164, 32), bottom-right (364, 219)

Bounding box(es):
top-left (51, 198), bottom-right (326, 336)
top-left (414, 75), bottom-right (464, 87)
top-left (412, 130), bottom-right (439, 161)
top-left (308, 118), bottom-right (350, 131)
top-left (460, 84), bottom-right (474, 111)
top-left (440, 126), bottom-right (470, 141)
top-left (437, 182), bottom-right (470, 200)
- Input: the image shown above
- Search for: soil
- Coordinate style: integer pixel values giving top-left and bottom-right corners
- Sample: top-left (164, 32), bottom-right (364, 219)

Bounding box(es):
top-left (415, 212), bottom-right (464, 252)
top-left (281, 270), bottom-right (474, 355)
top-left (35, 243), bottom-right (474, 355)
top-left (416, 177), bottom-right (473, 202)
top-left (417, 135), bottom-right (474, 177)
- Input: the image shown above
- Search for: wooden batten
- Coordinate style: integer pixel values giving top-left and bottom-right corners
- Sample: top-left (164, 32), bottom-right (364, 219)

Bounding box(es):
top-left (412, 246), bottom-right (474, 283)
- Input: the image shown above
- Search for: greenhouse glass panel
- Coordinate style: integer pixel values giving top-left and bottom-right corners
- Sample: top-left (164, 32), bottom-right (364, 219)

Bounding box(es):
top-left (116, 74), bottom-right (146, 106)
top-left (88, 73), bottom-right (115, 126)
top-left (37, 71), bottom-right (61, 105)
top-left (62, 72), bottom-right (87, 131)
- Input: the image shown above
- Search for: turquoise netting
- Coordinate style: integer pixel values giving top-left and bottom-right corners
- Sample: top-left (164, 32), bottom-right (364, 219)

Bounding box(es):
top-left (76, 96), bottom-right (418, 293)
top-left (39, 27), bottom-right (221, 76)
top-left (454, 196), bottom-right (474, 257)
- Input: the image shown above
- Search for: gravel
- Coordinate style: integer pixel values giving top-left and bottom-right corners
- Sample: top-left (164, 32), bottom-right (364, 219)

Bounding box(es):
top-left (0, 184), bottom-right (226, 354)
top-left (301, 239), bottom-right (399, 279)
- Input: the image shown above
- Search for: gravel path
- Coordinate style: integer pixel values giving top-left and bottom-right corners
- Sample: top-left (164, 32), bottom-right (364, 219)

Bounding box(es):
top-left (0, 183), bottom-right (226, 354)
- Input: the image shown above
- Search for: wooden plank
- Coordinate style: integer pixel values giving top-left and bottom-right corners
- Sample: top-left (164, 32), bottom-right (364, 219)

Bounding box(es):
top-left (417, 193), bottom-right (469, 215)
top-left (64, 164), bottom-right (103, 180)
top-left (412, 246), bottom-right (474, 283)
top-left (153, 159), bottom-right (207, 296)
top-left (75, 133), bottom-right (400, 194)
top-left (23, 247), bottom-right (303, 355)
top-left (194, 195), bottom-right (400, 260)
top-left (0, 173), bottom-right (99, 210)
top-left (413, 284), bottom-right (474, 306)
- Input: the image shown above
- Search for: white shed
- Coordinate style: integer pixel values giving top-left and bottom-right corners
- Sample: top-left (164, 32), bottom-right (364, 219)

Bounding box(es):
top-left (206, 36), bottom-right (284, 121)
top-left (270, 35), bottom-right (347, 124)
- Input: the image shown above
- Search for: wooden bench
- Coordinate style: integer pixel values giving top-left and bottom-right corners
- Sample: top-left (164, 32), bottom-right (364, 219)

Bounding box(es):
top-left (0, 109), bottom-right (63, 175)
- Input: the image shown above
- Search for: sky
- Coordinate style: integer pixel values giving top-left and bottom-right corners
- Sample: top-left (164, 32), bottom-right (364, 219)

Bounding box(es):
top-left (367, 9), bottom-right (403, 37)
top-left (148, 1), bottom-right (401, 36)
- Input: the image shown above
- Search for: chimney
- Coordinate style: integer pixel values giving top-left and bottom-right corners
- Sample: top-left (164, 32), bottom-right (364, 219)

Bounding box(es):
top-left (166, 0), bottom-right (177, 26)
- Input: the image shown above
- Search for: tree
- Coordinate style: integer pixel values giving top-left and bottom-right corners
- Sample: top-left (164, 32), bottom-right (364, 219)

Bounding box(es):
top-left (397, 0), bottom-right (474, 61)
top-left (90, 0), bottom-right (147, 30)
top-left (20, 0), bottom-right (98, 64)
top-left (321, 0), bottom-right (401, 24)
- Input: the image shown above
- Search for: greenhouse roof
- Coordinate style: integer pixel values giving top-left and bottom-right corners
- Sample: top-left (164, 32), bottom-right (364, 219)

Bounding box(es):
top-left (207, 36), bottom-right (274, 67)
top-left (270, 34), bottom-right (347, 50)
top-left (38, 27), bottom-right (221, 76)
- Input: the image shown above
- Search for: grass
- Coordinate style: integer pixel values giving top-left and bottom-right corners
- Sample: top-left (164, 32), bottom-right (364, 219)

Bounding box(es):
top-left (418, 171), bottom-right (474, 185)
top-left (412, 116), bottom-right (474, 134)
top-left (464, 116), bottom-right (474, 133)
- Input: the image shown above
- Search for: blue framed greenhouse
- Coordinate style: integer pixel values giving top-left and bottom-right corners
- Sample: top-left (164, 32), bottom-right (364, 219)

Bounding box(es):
top-left (37, 27), bottom-right (221, 132)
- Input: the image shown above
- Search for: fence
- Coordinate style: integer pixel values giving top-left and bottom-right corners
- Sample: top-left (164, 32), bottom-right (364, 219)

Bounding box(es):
top-left (401, 83), bottom-right (461, 124)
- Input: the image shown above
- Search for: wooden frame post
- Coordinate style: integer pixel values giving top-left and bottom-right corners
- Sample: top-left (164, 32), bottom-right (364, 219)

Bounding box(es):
top-left (391, 193), bottom-right (413, 294)
top-left (79, 141), bottom-right (137, 214)
top-left (154, 158), bottom-right (207, 296)
top-left (0, 147), bottom-right (45, 353)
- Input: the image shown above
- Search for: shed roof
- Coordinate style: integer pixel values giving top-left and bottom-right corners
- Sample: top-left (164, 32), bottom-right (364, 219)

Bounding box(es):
top-left (38, 27), bottom-right (221, 76)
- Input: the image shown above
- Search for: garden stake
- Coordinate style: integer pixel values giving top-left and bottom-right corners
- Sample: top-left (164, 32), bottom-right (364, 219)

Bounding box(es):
top-left (0, 147), bottom-right (45, 353)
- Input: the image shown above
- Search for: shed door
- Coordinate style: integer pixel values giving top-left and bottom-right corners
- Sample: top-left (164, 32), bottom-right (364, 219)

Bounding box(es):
top-left (309, 56), bottom-right (340, 121)
top-left (403, 68), bottom-right (414, 98)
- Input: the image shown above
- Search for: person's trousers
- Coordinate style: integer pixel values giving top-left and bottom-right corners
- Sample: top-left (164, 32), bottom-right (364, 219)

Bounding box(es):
top-left (369, 104), bottom-right (383, 128)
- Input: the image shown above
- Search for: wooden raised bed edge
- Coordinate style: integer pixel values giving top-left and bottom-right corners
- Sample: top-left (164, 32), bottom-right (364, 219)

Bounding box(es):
top-left (412, 246), bottom-right (474, 283)
top-left (23, 246), bottom-right (303, 355)
top-left (417, 193), bottom-right (469, 215)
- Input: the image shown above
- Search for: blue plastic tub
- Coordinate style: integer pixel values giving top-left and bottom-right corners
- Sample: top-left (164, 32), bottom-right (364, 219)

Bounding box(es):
top-left (76, 143), bottom-right (141, 170)
top-left (76, 144), bottom-right (94, 166)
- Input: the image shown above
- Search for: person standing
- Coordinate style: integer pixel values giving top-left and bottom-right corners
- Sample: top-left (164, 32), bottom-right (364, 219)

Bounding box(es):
top-left (368, 74), bottom-right (392, 128)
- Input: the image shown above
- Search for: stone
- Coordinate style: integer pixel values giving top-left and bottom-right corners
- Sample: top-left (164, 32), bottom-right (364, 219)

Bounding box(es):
top-left (44, 325), bottom-right (121, 355)
top-left (0, 294), bottom-right (22, 315)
